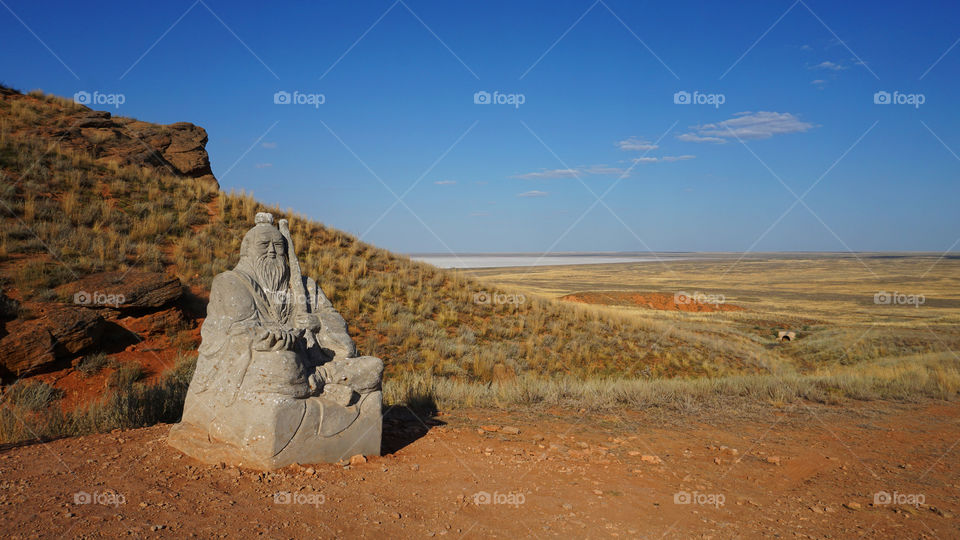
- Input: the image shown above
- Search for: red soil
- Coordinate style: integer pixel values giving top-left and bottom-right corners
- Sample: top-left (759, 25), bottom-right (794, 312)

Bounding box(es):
top-left (0, 401), bottom-right (957, 537)
top-left (560, 291), bottom-right (745, 313)
top-left (33, 311), bottom-right (202, 412)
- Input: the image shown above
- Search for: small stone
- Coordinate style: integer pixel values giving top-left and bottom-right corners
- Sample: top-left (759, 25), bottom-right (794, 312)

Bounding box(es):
top-left (640, 455), bottom-right (662, 464)
top-left (766, 456), bottom-right (781, 466)
top-left (480, 425), bottom-right (500, 432)
top-left (930, 506), bottom-right (952, 518)
top-left (844, 502), bottom-right (861, 511)
top-left (501, 426), bottom-right (520, 435)
top-left (350, 454), bottom-right (367, 466)
top-left (391, 512), bottom-right (401, 520)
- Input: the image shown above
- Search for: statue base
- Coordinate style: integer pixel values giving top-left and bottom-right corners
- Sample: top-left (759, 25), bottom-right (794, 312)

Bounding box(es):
top-left (168, 391), bottom-right (382, 470)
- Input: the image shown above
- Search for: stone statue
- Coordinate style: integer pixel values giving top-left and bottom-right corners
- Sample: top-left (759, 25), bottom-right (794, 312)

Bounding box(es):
top-left (169, 212), bottom-right (383, 469)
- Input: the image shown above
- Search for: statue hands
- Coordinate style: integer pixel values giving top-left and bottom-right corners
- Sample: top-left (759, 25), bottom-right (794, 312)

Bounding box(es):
top-left (293, 312), bottom-right (322, 332)
top-left (253, 325), bottom-right (304, 351)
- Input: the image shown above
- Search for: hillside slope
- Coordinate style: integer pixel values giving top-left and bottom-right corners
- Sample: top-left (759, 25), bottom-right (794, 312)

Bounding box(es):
top-left (0, 87), bottom-right (730, 394)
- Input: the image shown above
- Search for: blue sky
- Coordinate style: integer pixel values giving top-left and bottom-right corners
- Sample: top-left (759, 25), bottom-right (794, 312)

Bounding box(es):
top-left (2, 0), bottom-right (958, 254)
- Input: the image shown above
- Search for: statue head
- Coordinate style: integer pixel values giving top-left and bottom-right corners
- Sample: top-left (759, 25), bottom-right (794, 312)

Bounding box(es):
top-left (239, 212), bottom-right (290, 294)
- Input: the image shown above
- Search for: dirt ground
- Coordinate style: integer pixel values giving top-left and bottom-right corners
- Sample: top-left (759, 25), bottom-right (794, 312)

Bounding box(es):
top-left (1, 400), bottom-right (958, 539)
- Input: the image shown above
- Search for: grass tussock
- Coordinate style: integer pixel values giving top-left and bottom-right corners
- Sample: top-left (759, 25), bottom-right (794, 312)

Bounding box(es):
top-left (0, 354), bottom-right (196, 444)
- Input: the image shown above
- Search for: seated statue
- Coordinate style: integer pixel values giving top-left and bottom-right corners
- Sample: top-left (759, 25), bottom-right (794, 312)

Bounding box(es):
top-left (168, 212), bottom-right (384, 469)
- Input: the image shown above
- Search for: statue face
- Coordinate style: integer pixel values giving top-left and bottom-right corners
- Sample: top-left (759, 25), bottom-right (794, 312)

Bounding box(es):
top-left (243, 226), bottom-right (290, 294)
top-left (251, 227), bottom-right (286, 260)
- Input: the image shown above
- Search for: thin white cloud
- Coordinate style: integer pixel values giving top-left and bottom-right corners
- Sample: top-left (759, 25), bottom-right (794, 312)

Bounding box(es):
top-left (617, 137), bottom-right (659, 151)
top-left (678, 111), bottom-right (815, 143)
top-left (261, 142), bottom-right (277, 149)
top-left (512, 165), bottom-right (626, 179)
top-left (810, 60), bottom-right (847, 71)
top-left (255, 163), bottom-right (273, 168)
top-left (470, 212), bottom-right (490, 217)
top-left (630, 155), bottom-right (695, 163)
top-left (434, 180), bottom-right (456, 185)
top-left (582, 165), bottom-right (626, 175)
top-left (677, 133), bottom-right (727, 144)
top-left (517, 190), bottom-right (548, 197)
top-left (512, 168), bottom-right (579, 179)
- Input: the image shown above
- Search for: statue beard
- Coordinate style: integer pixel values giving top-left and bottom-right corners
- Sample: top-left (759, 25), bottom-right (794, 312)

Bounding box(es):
top-left (255, 253), bottom-right (290, 301)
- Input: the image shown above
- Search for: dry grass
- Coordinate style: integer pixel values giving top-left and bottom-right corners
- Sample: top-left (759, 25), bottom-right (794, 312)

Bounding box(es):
top-left (0, 353), bottom-right (196, 444)
top-left (466, 256), bottom-right (960, 377)
top-left (384, 352), bottom-right (960, 413)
